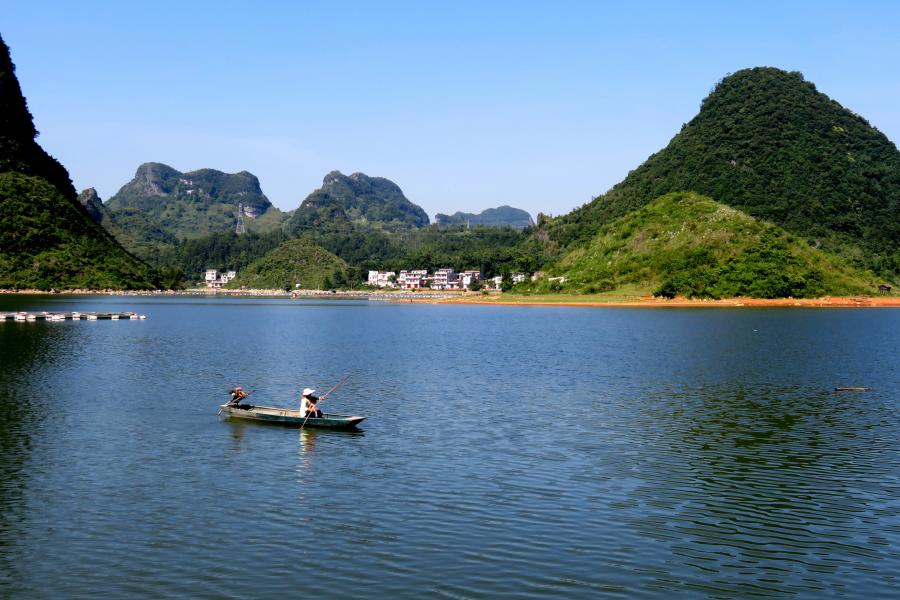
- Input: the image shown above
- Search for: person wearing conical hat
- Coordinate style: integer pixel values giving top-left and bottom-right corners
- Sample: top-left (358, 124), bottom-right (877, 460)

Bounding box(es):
top-left (301, 388), bottom-right (322, 418)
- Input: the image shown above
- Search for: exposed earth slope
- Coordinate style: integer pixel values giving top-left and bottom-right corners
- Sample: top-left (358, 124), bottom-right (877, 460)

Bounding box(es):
top-left (550, 192), bottom-right (875, 299)
top-left (545, 68), bottom-right (900, 268)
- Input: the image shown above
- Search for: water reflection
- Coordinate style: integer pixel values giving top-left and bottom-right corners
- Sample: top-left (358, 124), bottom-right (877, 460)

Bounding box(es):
top-left (1, 300), bottom-right (899, 599)
top-left (0, 322), bottom-right (74, 591)
top-left (615, 378), bottom-right (900, 596)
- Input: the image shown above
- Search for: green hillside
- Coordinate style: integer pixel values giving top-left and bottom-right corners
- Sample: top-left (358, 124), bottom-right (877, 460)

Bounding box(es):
top-left (544, 68), bottom-right (900, 270)
top-left (225, 239), bottom-right (346, 290)
top-left (548, 192), bottom-right (875, 299)
top-left (106, 162), bottom-right (289, 239)
top-left (78, 188), bottom-right (175, 256)
top-left (154, 230), bottom-right (289, 283)
top-left (288, 171), bottom-right (429, 234)
top-left (0, 36), bottom-right (156, 290)
top-left (1, 174), bottom-right (158, 289)
top-left (435, 205), bottom-right (533, 229)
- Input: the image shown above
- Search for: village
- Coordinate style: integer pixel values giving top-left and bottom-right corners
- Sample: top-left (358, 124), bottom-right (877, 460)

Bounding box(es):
top-left (367, 269), bottom-right (538, 290)
top-left (200, 267), bottom-right (548, 290)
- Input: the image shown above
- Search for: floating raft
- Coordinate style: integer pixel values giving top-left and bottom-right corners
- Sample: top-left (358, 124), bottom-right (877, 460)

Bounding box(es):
top-left (0, 311), bottom-right (146, 321)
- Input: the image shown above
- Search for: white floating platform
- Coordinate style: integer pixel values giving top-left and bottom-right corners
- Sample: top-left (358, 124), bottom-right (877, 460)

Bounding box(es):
top-left (0, 311), bottom-right (146, 322)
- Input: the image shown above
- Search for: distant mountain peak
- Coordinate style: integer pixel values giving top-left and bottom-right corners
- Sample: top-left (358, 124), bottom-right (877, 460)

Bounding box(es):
top-left (290, 170), bottom-right (429, 233)
top-left (435, 205), bottom-right (533, 230)
top-left (106, 162), bottom-right (278, 238)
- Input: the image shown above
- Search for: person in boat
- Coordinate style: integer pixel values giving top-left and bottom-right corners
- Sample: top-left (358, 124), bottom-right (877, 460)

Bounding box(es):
top-left (227, 387), bottom-right (252, 410)
top-left (301, 388), bottom-right (322, 418)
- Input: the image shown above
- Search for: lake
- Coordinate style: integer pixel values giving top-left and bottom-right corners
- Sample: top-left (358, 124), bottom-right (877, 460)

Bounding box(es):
top-left (1, 294), bottom-right (899, 598)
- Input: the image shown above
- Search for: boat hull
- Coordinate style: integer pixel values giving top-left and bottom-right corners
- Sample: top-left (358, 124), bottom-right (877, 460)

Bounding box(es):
top-left (221, 405), bottom-right (365, 428)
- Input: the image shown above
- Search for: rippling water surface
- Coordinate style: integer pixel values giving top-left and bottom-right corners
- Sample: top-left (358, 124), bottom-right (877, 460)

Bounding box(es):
top-left (1, 295), bottom-right (899, 598)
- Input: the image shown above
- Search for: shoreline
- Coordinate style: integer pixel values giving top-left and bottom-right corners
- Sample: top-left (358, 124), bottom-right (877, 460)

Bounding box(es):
top-left (404, 294), bottom-right (900, 307)
top-left (4, 288), bottom-right (899, 307)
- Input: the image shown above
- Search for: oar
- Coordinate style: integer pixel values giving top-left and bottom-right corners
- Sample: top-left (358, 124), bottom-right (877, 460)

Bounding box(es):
top-left (219, 390), bottom-right (256, 416)
top-left (301, 375), bottom-right (351, 428)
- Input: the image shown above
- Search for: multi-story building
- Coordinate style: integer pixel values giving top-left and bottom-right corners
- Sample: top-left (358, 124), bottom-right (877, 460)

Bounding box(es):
top-left (367, 271), bottom-right (396, 287)
top-left (401, 270), bottom-right (429, 289)
top-left (460, 271), bottom-right (482, 287)
top-left (432, 268), bottom-right (457, 290)
top-left (205, 269), bottom-right (238, 288)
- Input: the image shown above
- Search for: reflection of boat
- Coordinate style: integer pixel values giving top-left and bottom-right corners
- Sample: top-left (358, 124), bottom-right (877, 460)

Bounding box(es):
top-left (220, 405), bottom-right (365, 428)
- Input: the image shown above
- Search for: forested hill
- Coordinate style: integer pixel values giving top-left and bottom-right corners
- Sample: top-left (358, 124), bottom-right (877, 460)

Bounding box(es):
top-left (106, 163), bottom-right (288, 238)
top-left (435, 206), bottom-right (533, 229)
top-left (0, 35), bottom-right (156, 290)
top-left (550, 192), bottom-right (874, 299)
top-left (544, 68), bottom-right (900, 265)
top-left (288, 171), bottom-right (429, 234)
top-left (78, 188), bottom-right (176, 255)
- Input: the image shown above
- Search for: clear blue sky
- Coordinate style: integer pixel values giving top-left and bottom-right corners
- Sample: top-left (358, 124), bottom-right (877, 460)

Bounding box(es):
top-left (4, 1), bottom-right (899, 219)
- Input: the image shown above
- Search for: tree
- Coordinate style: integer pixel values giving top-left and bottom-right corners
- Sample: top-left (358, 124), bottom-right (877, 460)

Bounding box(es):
top-left (500, 270), bottom-right (514, 292)
top-left (333, 269), bottom-right (346, 287)
top-left (516, 256), bottom-right (534, 274)
top-left (468, 279), bottom-right (483, 292)
top-left (162, 267), bottom-right (185, 291)
top-left (322, 275), bottom-right (333, 290)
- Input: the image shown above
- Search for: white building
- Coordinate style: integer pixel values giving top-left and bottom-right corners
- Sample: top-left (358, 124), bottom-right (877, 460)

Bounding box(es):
top-left (432, 268), bottom-right (457, 290)
top-left (512, 272), bottom-right (527, 283)
top-left (400, 270), bottom-right (429, 289)
top-left (459, 271), bottom-right (483, 287)
top-left (205, 269), bottom-right (238, 288)
top-left (368, 271), bottom-right (396, 287)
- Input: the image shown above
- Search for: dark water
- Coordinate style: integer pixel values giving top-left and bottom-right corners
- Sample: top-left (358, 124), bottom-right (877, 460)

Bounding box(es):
top-left (1, 295), bottom-right (899, 598)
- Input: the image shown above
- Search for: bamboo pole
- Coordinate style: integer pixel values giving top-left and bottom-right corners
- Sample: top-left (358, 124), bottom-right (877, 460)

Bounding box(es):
top-left (301, 375), bottom-right (351, 428)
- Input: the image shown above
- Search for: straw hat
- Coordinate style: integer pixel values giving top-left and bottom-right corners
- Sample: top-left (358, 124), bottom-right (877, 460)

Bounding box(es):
top-left (303, 388), bottom-right (315, 396)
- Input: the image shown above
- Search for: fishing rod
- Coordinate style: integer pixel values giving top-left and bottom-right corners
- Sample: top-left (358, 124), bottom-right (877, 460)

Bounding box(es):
top-left (301, 375), bottom-right (351, 428)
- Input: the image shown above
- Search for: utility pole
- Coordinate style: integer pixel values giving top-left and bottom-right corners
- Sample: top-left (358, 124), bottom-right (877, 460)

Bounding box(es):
top-left (236, 203), bottom-right (245, 234)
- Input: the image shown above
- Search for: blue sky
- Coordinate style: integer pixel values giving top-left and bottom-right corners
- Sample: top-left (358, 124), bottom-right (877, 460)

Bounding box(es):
top-left (3, 1), bottom-right (899, 219)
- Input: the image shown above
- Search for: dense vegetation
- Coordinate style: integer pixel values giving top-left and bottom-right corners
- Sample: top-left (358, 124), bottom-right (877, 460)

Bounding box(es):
top-left (0, 174), bottom-right (158, 289)
top-left (539, 192), bottom-right (874, 299)
top-left (288, 171), bottom-right (430, 234)
top-left (544, 68), bottom-right (900, 276)
top-left (0, 35), bottom-right (157, 290)
top-left (435, 205), bottom-right (533, 229)
top-left (105, 162), bottom-right (289, 239)
top-left (78, 188), bottom-right (176, 257)
top-left (153, 230), bottom-right (289, 283)
top-left (307, 224), bottom-right (555, 279)
top-left (225, 239), bottom-right (346, 290)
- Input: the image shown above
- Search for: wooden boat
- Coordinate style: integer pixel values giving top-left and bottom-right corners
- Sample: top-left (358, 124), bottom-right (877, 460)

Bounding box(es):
top-left (220, 404), bottom-right (365, 428)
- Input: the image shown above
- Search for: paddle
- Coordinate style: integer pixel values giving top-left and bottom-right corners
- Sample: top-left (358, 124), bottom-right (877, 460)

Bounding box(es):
top-left (301, 375), bottom-right (351, 428)
top-left (219, 389), bottom-right (255, 416)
